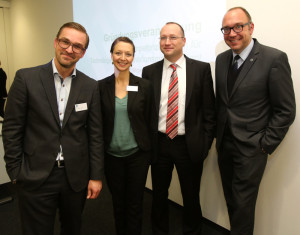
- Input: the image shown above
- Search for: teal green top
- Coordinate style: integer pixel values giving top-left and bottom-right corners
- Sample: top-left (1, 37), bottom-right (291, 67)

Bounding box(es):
top-left (107, 94), bottom-right (139, 157)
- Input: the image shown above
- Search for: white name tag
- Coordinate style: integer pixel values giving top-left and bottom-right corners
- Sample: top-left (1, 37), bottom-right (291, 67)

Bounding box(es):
top-left (75, 103), bottom-right (88, 112)
top-left (126, 85), bottom-right (138, 92)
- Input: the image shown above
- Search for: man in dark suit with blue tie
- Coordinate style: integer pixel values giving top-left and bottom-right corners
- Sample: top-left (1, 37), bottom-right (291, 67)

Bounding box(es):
top-left (215, 7), bottom-right (296, 235)
top-left (142, 22), bottom-right (216, 235)
top-left (2, 22), bottom-right (104, 235)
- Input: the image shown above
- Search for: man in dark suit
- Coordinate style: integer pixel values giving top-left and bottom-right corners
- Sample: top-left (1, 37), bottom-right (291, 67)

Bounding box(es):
top-left (2, 22), bottom-right (104, 235)
top-left (0, 60), bottom-right (7, 118)
top-left (215, 7), bottom-right (296, 235)
top-left (142, 22), bottom-right (216, 235)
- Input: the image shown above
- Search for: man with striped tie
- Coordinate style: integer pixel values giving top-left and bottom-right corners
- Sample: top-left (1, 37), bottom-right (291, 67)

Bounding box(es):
top-left (142, 22), bottom-right (216, 235)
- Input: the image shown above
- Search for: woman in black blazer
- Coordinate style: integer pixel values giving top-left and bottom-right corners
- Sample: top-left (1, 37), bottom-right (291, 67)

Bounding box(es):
top-left (98, 37), bottom-right (152, 235)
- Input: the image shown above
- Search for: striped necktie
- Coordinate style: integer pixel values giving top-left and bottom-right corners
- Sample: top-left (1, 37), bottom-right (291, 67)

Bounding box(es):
top-left (166, 64), bottom-right (178, 139)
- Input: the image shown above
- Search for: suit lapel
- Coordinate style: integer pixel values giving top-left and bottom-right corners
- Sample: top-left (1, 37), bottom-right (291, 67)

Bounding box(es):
top-left (229, 41), bottom-right (259, 99)
top-left (40, 62), bottom-right (60, 126)
top-left (106, 74), bottom-right (116, 111)
top-left (127, 73), bottom-right (139, 112)
top-left (153, 61), bottom-right (164, 113)
top-left (62, 75), bottom-right (82, 129)
top-left (185, 56), bottom-right (195, 107)
top-left (223, 52), bottom-right (232, 100)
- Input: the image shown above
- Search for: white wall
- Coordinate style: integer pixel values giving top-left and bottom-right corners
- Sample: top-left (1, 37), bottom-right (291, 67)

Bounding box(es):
top-left (0, 3), bottom-right (12, 184)
top-left (0, 4), bottom-right (12, 95)
top-left (0, 123), bottom-right (10, 183)
top-left (6, 0), bottom-right (73, 87)
top-left (1, 0), bottom-right (300, 234)
top-left (0, 0), bottom-right (73, 183)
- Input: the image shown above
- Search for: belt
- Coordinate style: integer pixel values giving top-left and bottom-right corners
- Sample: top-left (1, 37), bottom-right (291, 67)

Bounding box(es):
top-left (158, 131), bottom-right (185, 140)
top-left (55, 160), bottom-right (65, 168)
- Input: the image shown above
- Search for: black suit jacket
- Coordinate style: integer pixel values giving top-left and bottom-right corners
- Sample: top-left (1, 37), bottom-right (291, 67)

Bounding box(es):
top-left (215, 39), bottom-right (296, 156)
top-left (0, 68), bottom-right (7, 99)
top-left (2, 61), bottom-right (104, 191)
top-left (142, 55), bottom-right (216, 163)
top-left (98, 73), bottom-right (152, 152)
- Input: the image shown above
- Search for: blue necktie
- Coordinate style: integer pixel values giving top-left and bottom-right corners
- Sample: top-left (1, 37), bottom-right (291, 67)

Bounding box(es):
top-left (232, 55), bottom-right (240, 72)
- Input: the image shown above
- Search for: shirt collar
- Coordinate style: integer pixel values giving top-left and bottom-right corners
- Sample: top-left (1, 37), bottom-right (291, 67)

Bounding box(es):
top-left (52, 58), bottom-right (76, 78)
top-left (232, 39), bottom-right (254, 62)
top-left (163, 54), bottom-right (185, 69)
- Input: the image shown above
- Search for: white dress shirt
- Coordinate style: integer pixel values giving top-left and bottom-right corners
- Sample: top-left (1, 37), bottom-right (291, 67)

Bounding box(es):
top-left (158, 55), bottom-right (186, 135)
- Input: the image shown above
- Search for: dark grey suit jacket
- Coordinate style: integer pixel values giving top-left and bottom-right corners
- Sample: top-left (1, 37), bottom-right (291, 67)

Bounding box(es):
top-left (215, 39), bottom-right (296, 156)
top-left (98, 73), bottom-right (152, 153)
top-left (142, 55), bottom-right (216, 163)
top-left (2, 61), bottom-right (104, 191)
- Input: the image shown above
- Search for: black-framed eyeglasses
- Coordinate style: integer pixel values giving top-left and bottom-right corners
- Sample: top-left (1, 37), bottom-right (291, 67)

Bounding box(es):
top-left (221, 22), bottom-right (251, 35)
top-left (57, 39), bottom-right (85, 54)
top-left (159, 36), bottom-right (184, 41)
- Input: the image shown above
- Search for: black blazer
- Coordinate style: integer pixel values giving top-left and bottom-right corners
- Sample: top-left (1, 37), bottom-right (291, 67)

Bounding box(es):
top-left (98, 73), bottom-right (152, 153)
top-left (215, 39), bottom-right (296, 155)
top-left (2, 62), bottom-right (104, 191)
top-left (142, 55), bottom-right (216, 163)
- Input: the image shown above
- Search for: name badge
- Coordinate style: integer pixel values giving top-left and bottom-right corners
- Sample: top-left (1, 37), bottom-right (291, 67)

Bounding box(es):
top-left (75, 103), bottom-right (88, 112)
top-left (126, 85), bottom-right (138, 92)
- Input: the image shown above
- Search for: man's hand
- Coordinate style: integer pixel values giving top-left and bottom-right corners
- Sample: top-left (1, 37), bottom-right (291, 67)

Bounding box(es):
top-left (87, 180), bottom-right (102, 199)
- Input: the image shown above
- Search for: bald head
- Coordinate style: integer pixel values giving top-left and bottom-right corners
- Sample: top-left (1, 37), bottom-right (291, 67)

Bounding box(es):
top-left (222, 7), bottom-right (254, 54)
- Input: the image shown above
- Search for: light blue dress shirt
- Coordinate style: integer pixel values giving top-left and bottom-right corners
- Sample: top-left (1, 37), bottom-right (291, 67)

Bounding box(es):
top-left (52, 59), bottom-right (76, 161)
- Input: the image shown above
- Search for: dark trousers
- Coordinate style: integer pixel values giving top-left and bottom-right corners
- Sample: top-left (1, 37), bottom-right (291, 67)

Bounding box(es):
top-left (105, 150), bottom-right (150, 235)
top-left (218, 134), bottom-right (268, 235)
top-left (151, 133), bottom-right (203, 235)
top-left (17, 165), bottom-right (86, 235)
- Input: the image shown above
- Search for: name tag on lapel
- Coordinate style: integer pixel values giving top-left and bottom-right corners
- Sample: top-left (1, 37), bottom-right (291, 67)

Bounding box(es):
top-left (75, 103), bottom-right (88, 112)
top-left (126, 85), bottom-right (138, 92)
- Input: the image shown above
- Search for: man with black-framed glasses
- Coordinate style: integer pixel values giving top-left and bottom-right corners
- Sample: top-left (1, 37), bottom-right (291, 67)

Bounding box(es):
top-left (215, 7), bottom-right (295, 235)
top-left (2, 22), bottom-right (104, 235)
